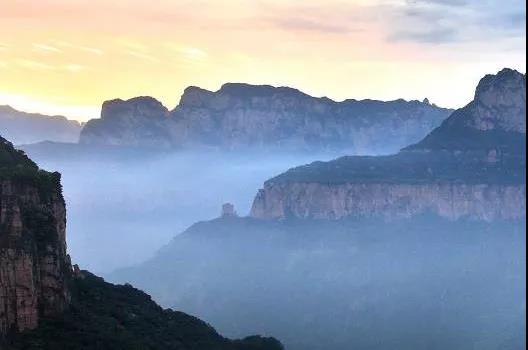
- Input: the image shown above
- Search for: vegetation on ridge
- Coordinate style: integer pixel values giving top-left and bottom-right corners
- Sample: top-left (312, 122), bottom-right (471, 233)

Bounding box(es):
top-left (7, 271), bottom-right (283, 350)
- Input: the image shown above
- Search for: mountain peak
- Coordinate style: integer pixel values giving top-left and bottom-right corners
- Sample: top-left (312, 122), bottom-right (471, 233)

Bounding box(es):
top-left (471, 68), bottom-right (526, 132)
top-left (218, 83), bottom-right (308, 99)
top-left (405, 68), bottom-right (526, 153)
top-left (100, 96), bottom-right (168, 120)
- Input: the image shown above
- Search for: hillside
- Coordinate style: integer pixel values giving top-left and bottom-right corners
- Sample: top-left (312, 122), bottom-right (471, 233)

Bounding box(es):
top-left (6, 271), bottom-right (282, 350)
top-left (110, 215), bottom-right (526, 350)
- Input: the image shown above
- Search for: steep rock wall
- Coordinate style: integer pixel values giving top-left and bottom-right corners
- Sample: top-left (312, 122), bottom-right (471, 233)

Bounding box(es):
top-left (250, 182), bottom-right (526, 221)
top-left (0, 171), bottom-right (71, 335)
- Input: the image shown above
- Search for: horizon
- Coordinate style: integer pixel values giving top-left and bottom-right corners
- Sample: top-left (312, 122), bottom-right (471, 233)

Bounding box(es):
top-left (1, 0), bottom-right (525, 122)
top-left (1, 67), bottom-right (524, 122)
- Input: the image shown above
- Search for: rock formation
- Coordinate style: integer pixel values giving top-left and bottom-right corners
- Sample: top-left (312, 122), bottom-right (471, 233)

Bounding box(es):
top-left (0, 136), bottom-right (71, 335)
top-left (0, 106), bottom-right (81, 145)
top-left (250, 68), bottom-right (526, 221)
top-left (1, 134), bottom-right (283, 349)
top-left (80, 84), bottom-right (452, 153)
top-left (221, 203), bottom-right (238, 217)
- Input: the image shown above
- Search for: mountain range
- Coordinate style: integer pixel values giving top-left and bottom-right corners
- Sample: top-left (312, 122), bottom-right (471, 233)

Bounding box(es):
top-left (2, 83), bottom-right (453, 155)
top-left (251, 68), bottom-right (526, 221)
top-left (0, 105), bottom-right (81, 145)
top-left (0, 68), bottom-right (525, 350)
top-left (79, 84), bottom-right (451, 153)
top-left (110, 68), bottom-right (526, 350)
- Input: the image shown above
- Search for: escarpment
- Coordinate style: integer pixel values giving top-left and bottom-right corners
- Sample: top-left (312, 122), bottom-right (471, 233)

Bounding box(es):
top-left (251, 181), bottom-right (526, 221)
top-left (80, 84), bottom-right (452, 153)
top-left (251, 69), bottom-right (526, 221)
top-left (0, 136), bottom-right (71, 335)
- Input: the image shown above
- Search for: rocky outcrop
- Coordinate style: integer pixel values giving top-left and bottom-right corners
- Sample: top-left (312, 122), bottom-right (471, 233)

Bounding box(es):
top-left (406, 68), bottom-right (526, 154)
top-left (250, 68), bottom-right (526, 221)
top-left (0, 106), bottom-right (81, 145)
top-left (0, 136), bottom-right (71, 336)
top-left (251, 182), bottom-right (526, 221)
top-left (1, 135), bottom-right (284, 349)
top-left (80, 84), bottom-right (452, 153)
top-left (471, 68), bottom-right (526, 132)
top-left (79, 97), bottom-right (170, 148)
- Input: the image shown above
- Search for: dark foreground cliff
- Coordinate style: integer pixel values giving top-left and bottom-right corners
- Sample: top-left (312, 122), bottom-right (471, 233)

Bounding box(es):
top-left (0, 136), bottom-right (71, 336)
top-left (0, 135), bottom-right (283, 350)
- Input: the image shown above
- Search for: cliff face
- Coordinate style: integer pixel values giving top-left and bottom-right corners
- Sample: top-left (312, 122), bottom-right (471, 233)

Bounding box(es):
top-left (80, 84), bottom-right (452, 153)
top-left (251, 68), bottom-right (526, 221)
top-left (1, 135), bottom-right (284, 349)
top-left (79, 97), bottom-right (171, 148)
top-left (0, 137), bottom-right (71, 336)
top-left (251, 182), bottom-right (526, 221)
top-left (0, 106), bottom-right (81, 145)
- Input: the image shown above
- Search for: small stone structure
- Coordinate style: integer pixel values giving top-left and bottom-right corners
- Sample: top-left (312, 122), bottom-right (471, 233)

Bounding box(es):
top-left (221, 203), bottom-right (238, 217)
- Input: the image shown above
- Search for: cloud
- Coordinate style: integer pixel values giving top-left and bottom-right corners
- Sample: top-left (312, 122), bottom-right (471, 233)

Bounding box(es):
top-left (255, 2), bottom-right (366, 35)
top-left (406, 0), bottom-right (469, 6)
top-left (390, 28), bottom-right (458, 43)
top-left (55, 41), bottom-right (104, 55)
top-left (32, 43), bottom-right (62, 53)
top-left (16, 59), bottom-right (56, 71)
top-left (268, 16), bottom-right (352, 33)
top-left (124, 50), bottom-right (160, 63)
top-left (165, 44), bottom-right (208, 62)
top-left (387, 0), bottom-right (526, 44)
top-left (64, 64), bottom-right (85, 72)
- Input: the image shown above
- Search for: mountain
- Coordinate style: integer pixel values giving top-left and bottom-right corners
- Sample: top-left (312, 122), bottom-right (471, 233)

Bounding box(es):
top-left (108, 68), bottom-right (526, 350)
top-left (250, 68), bottom-right (526, 220)
top-left (7, 270), bottom-right (283, 350)
top-left (79, 84), bottom-right (452, 153)
top-left (111, 215), bottom-right (526, 350)
top-left (405, 68), bottom-right (525, 154)
top-left (0, 135), bottom-right (282, 350)
top-left (0, 136), bottom-right (71, 335)
top-left (0, 106), bottom-right (82, 145)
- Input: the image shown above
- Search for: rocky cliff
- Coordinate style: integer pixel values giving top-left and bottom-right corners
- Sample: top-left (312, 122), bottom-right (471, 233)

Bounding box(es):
top-left (0, 136), bottom-right (71, 335)
top-left (80, 84), bottom-right (452, 153)
top-left (0, 106), bottom-right (81, 145)
top-left (1, 134), bottom-right (284, 349)
top-left (251, 68), bottom-right (526, 220)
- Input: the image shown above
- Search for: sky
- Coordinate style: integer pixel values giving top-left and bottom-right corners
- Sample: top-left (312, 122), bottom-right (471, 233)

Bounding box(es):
top-left (0, 0), bottom-right (525, 121)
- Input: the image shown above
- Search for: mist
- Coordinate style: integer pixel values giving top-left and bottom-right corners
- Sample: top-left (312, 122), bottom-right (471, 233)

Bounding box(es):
top-left (110, 216), bottom-right (526, 350)
top-left (22, 143), bottom-right (348, 272)
top-left (20, 143), bottom-right (526, 350)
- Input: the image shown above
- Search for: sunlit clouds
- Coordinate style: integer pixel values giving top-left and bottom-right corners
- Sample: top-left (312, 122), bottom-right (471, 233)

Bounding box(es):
top-left (0, 0), bottom-right (525, 121)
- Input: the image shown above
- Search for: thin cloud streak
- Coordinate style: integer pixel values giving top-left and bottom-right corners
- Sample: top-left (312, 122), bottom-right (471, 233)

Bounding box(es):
top-left (32, 43), bottom-right (62, 53)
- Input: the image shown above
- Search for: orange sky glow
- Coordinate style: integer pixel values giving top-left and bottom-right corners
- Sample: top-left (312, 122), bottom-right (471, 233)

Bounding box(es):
top-left (0, 0), bottom-right (525, 121)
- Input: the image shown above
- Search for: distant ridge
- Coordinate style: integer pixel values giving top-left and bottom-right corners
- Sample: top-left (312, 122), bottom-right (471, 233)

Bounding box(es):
top-left (0, 105), bottom-right (81, 145)
top-left (80, 82), bottom-right (452, 154)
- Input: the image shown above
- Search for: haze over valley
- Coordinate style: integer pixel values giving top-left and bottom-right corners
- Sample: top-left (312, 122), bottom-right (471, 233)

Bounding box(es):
top-left (0, 1), bottom-right (525, 349)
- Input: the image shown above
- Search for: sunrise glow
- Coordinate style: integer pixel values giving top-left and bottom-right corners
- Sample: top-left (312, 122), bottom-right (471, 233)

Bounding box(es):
top-left (0, 0), bottom-right (525, 121)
